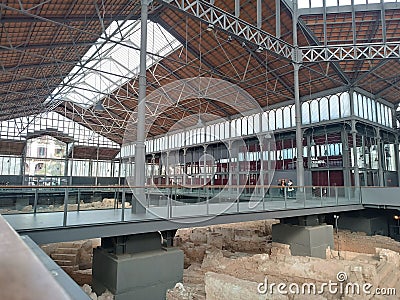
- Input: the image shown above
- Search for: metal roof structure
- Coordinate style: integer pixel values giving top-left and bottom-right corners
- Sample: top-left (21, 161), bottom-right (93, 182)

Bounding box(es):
top-left (1, 0), bottom-right (400, 147)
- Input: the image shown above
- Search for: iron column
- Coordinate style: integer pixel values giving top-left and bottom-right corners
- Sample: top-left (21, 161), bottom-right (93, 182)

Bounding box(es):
top-left (292, 0), bottom-right (304, 188)
top-left (376, 127), bottom-right (384, 186)
top-left (275, 0), bottom-right (281, 38)
top-left (133, 0), bottom-right (149, 213)
top-left (351, 120), bottom-right (360, 187)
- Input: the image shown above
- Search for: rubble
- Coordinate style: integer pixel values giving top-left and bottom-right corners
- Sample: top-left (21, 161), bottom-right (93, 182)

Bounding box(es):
top-left (168, 222), bottom-right (400, 300)
top-left (334, 230), bottom-right (400, 254)
top-left (175, 220), bottom-right (278, 269)
top-left (81, 284), bottom-right (114, 300)
top-left (204, 272), bottom-right (286, 300)
top-left (166, 282), bottom-right (204, 300)
top-left (37, 218), bottom-right (400, 300)
top-left (0, 197), bottom-right (129, 214)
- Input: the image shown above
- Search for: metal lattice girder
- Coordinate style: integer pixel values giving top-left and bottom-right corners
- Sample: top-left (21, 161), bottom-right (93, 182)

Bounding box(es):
top-left (301, 42), bottom-right (400, 62)
top-left (160, 0), bottom-right (294, 60)
top-left (298, 2), bottom-right (400, 16)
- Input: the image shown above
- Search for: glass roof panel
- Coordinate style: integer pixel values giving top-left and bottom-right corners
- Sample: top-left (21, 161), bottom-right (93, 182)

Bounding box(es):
top-left (0, 112), bottom-right (119, 148)
top-left (46, 20), bottom-right (181, 108)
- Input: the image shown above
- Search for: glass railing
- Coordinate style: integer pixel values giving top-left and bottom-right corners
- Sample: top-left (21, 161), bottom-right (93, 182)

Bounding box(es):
top-left (157, 185), bottom-right (362, 217)
top-left (0, 185), bottom-right (121, 214)
top-left (0, 185), bottom-right (363, 228)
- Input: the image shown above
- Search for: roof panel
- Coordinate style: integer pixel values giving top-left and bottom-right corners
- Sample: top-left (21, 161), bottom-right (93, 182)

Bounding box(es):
top-left (1, 0), bottom-right (400, 142)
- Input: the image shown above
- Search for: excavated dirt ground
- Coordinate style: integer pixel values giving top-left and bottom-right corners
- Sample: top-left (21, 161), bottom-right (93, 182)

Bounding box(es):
top-left (40, 219), bottom-right (400, 300)
top-left (167, 221), bottom-right (400, 300)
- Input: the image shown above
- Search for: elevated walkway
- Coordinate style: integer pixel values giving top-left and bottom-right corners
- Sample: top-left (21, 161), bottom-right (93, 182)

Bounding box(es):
top-left (0, 185), bottom-right (363, 244)
top-left (361, 187), bottom-right (400, 209)
top-left (2, 185), bottom-right (398, 300)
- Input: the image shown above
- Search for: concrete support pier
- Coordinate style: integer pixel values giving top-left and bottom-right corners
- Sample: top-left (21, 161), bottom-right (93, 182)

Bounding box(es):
top-left (339, 214), bottom-right (388, 236)
top-left (92, 232), bottom-right (183, 300)
top-left (272, 219), bottom-right (334, 258)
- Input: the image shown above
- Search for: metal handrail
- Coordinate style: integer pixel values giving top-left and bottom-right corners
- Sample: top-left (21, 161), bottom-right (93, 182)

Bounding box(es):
top-left (0, 184), bottom-right (385, 189)
top-left (0, 185), bottom-right (365, 227)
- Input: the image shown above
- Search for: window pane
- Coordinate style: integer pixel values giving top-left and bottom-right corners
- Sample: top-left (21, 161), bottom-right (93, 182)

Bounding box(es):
top-left (242, 117), bottom-right (248, 135)
top-left (371, 99), bottom-right (376, 122)
top-left (214, 124), bottom-right (219, 139)
top-left (206, 126), bottom-right (211, 142)
top-left (283, 107), bottom-right (291, 128)
top-left (262, 112), bottom-right (269, 132)
top-left (353, 92), bottom-right (359, 116)
top-left (302, 102), bottom-right (310, 124)
top-left (320, 97), bottom-right (329, 121)
top-left (269, 111), bottom-right (276, 130)
top-left (340, 92), bottom-right (351, 117)
top-left (377, 102), bottom-right (382, 124)
top-left (299, 0), bottom-right (310, 8)
top-left (310, 100), bottom-right (319, 123)
top-left (234, 119), bottom-right (241, 137)
top-left (188, 130), bottom-right (192, 145)
top-left (248, 115), bottom-right (255, 134)
top-left (224, 121), bottom-right (230, 139)
top-left (358, 94), bottom-right (364, 118)
top-left (254, 114), bottom-right (260, 133)
top-left (326, 0), bottom-right (338, 6)
top-left (310, 0), bottom-right (323, 7)
top-left (363, 96), bottom-right (368, 120)
top-left (291, 106), bottom-right (296, 127)
top-left (219, 123), bottom-right (225, 139)
top-left (200, 128), bottom-right (205, 143)
top-left (330, 95), bottom-right (340, 119)
top-left (367, 97), bottom-right (373, 121)
top-left (276, 109), bottom-right (283, 129)
top-left (383, 106), bottom-right (388, 127)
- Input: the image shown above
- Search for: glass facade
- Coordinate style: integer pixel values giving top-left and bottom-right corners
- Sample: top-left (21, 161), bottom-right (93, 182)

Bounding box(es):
top-left (0, 87), bottom-right (396, 186)
top-left (353, 92), bottom-right (392, 127)
top-left (134, 89), bottom-right (397, 188)
top-left (134, 90), bottom-right (393, 157)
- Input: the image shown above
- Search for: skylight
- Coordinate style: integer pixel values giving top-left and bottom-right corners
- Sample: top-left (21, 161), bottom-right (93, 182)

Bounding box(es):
top-left (47, 20), bottom-right (181, 108)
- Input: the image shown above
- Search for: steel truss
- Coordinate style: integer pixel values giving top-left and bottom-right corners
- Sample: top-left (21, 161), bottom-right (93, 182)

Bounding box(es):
top-left (297, 2), bottom-right (400, 16)
top-left (161, 0), bottom-right (400, 63)
top-left (159, 0), bottom-right (294, 61)
top-left (301, 43), bottom-right (400, 63)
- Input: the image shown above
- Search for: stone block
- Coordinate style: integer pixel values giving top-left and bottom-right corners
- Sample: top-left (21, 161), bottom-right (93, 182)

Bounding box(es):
top-left (189, 229), bottom-right (208, 244)
top-left (55, 247), bottom-right (79, 254)
top-left (204, 272), bottom-right (288, 300)
top-left (53, 259), bottom-right (76, 267)
top-left (62, 265), bottom-right (79, 273)
top-left (183, 243), bottom-right (207, 264)
top-left (71, 269), bottom-right (92, 286)
top-left (207, 233), bottom-right (224, 249)
top-left (102, 198), bottom-right (115, 207)
top-left (51, 253), bottom-right (78, 264)
top-left (22, 205), bottom-right (32, 212)
top-left (271, 242), bottom-right (291, 257)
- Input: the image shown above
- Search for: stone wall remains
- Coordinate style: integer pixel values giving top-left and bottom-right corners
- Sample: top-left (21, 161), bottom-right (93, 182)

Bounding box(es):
top-left (334, 230), bottom-right (400, 255)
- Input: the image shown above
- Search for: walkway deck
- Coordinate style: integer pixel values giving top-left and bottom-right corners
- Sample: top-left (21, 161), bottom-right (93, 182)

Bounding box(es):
top-left (3, 195), bottom-right (362, 244)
